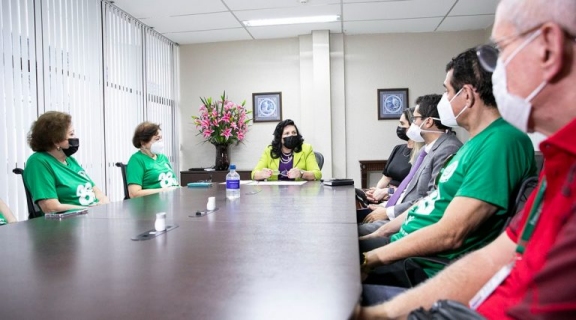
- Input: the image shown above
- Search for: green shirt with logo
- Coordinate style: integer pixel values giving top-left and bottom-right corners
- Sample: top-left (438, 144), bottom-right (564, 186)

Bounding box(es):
top-left (24, 152), bottom-right (99, 209)
top-left (391, 118), bottom-right (536, 276)
top-left (0, 212), bottom-right (6, 225)
top-left (126, 151), bottom-right (179, 190)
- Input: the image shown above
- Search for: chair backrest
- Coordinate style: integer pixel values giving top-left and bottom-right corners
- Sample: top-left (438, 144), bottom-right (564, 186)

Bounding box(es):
top-left (12, 168), bottom-right (43, 219)
top-left (501, 176), bottom-right (540, 233)
top-left (115, 162), bottom-right (130, 200)
top-left (314, 151), bottom-right (324, 170)
top-left (534, 151), bottom-right (544, 174)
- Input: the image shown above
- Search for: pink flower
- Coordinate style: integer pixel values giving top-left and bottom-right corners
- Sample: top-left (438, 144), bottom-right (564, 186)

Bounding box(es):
top-left (202, 129), bottom-right (214, 138)
top-left (220, 112), bottom-right (231, 123)
top-left (193, 93), bottom-right (251, 144)
top-left (221, 128), bottom-right (232, 139)
top-left (200, 119), bottom-right (211, 129)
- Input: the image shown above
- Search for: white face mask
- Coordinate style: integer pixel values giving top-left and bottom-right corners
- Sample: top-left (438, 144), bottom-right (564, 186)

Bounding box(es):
top-left (150, 140), bottom-right (164, 155)
top-left (406, 118), bottom-right (443, 143)
top-left (438, 88), bottom-right (466, 127)
top-left (492, 29), bottom-right (546, 133)
top-left (406, 122), bottom-right (425, 143)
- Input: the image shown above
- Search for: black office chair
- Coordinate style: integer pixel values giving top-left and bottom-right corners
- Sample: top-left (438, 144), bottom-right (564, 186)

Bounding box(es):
top-left (398, 175), bottom-right (540, 288)
top-left (12, 168), bottom-right (43, 219)
top-left (115, 162), bottom-right (130, 200)
top-left (534, 151), bottom-right (544, 174)
top-left (314, 151), bottom-right (324, 170)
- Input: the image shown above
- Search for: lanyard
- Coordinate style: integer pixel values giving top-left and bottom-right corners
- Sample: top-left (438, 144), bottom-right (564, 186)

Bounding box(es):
top-left (516, 178), bottom-right (546, 254)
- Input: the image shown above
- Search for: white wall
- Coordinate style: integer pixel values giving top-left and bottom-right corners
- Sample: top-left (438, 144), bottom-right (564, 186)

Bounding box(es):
top-left (343, 31), bottom-right (486, 186)
top-left (179, 30), bottom-right (488, 186)
top-left (179, 38), bottom-right (301, 172)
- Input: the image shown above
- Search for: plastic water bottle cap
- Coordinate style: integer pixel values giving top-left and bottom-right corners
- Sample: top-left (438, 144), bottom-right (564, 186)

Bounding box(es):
top-left (230, 164), bottom-right (236, 170)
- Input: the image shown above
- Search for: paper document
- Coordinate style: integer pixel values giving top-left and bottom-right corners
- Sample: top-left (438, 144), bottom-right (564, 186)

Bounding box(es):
top-left (219, 180), bottom-right (262, 185)
top-left (220, 180), bottom-right (307, 186)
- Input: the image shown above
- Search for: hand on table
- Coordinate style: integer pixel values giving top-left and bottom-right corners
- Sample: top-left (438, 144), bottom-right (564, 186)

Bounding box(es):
top-left (261, 168), bottom-right (274, 179)
top-left (287, 168), bottom-right (302, 179)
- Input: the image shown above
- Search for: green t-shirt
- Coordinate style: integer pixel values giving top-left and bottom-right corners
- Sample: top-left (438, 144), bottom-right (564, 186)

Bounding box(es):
top-left (391, 118), bottom-right (536, 276)
top-left (0, 212), bottom-right (6, 225)
top-left (24, 152), bottom-right (98, 208)
top-left (126, 151), bottom-right (179, 190)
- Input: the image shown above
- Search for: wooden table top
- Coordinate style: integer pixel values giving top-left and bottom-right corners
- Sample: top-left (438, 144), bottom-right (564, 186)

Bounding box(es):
top-left (0, 182), bottom-right (361, 319)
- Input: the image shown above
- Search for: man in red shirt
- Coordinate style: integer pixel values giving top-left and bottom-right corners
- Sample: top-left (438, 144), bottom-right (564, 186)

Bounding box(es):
top-left (357, 0), bottom-right (576, 318)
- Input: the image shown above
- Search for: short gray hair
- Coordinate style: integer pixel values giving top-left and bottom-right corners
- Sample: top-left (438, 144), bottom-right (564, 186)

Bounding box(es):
top-left (498, 0), bottom-right (576, 35)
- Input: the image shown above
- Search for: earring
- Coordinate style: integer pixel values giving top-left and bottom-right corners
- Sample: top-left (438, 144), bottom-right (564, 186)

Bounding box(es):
top-left (56, 146), bottom-right (61, 151)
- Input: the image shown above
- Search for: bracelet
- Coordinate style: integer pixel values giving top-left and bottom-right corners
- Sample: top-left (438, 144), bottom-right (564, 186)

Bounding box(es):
top-left (361, 252), bottom-right (375, 273)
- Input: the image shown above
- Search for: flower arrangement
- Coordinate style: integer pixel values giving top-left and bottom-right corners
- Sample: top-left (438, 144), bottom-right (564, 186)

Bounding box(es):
top-left (192, 92), bottom-right (251, 146)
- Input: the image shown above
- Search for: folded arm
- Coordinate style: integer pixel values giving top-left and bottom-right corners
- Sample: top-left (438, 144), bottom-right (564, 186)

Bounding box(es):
top-left (128, 184), bottom-right (178, 198)
top-left (0, 199), bottom-right (17, 223)
top-left (364, 197), bottom-right (497, 268)
top-left (37, 199), bottom-right (86, 213)
top-left (358, 232), bottom-right (516, 319)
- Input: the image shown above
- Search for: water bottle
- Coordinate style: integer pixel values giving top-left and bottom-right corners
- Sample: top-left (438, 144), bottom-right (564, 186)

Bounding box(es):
top-left (226, 164), bottom-right (241, 200)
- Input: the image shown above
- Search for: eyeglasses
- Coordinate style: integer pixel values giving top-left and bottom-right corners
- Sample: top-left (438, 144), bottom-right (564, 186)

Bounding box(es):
top-left (477, 24), bottom-right (576, 72)
top-left (412, 116), bottom-right (422, 123)
top-left (476, 25), bottom-right (542, 72)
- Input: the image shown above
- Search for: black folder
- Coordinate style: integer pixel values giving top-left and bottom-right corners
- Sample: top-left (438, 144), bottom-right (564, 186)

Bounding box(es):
top-left (323, 179), bottom-right (354, 186)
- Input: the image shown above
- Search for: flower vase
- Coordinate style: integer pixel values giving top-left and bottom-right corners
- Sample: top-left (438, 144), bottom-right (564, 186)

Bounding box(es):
top-left (214, 144), bottom-right (230, 171)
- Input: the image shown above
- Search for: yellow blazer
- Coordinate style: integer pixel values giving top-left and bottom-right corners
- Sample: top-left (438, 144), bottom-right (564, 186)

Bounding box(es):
top-left (251, 143), bottom-right (322, 181)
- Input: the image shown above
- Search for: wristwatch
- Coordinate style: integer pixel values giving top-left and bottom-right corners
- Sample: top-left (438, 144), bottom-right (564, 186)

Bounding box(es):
top-left (361, 252), bottom-right (369, 268)
top-left (300, 170), bottom-right (305, 178)
top-left (361, 252), bottom-right (375, 274)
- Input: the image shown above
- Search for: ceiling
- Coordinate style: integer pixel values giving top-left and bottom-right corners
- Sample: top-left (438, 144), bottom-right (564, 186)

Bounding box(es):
top-left (111, 0), bottom-right (498, 45)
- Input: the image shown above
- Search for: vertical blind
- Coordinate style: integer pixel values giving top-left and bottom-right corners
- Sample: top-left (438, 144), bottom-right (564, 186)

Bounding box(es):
top-left (0, 0), bottom-right (37, 219)
top-left (145, 29), bottom-right (178, 171)
top-left (103, 3), bottom-right (145, 202)
top-left (0, 0), bottom-right (179, 219)
top-left (41, 0), bottom-right (105, 189)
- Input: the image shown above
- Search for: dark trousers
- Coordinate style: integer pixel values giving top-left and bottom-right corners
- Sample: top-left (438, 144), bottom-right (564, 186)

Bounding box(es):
top-left (361, 284), bottom-right (406, 306)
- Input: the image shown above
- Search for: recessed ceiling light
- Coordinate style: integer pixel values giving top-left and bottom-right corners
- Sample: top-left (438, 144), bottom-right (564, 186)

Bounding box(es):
top-left (243, 15), bottom-right (340, 27)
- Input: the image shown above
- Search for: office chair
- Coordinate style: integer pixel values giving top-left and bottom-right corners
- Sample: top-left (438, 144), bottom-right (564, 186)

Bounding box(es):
top-left (115, 162), bottom-right (130, 200)
top-left (314, 151), bottom-right (324, 170)
top-left (534, 152), bottom-right (544, 174)
top-left (12, 168), bottom-right (43, 219)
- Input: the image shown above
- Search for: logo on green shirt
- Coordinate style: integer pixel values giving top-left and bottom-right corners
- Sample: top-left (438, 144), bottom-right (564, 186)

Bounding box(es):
top-left (158, 172), bottom-right (177, 188)
top-left (77, 182), bottom-right (96, 206)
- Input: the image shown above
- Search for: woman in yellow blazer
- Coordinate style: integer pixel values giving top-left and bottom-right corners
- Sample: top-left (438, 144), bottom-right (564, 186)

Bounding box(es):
top-left (252, 119), bottom-right (322, 181)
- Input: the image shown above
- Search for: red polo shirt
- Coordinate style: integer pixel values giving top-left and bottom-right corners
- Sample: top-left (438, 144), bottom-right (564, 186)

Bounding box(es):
top-left (477, 118), bottom-right (576, 319)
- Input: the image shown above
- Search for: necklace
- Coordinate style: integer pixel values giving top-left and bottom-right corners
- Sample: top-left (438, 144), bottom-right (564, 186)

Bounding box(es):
top-left (280, 151), bottom-right (293, 164)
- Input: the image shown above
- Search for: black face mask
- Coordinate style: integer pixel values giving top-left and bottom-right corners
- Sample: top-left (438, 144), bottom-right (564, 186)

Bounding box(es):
top-left (396, 126), bottom-right (409, 141)
top-left (283, 136), bottom-right (301, 150)
top-left (63, 138), bottom-right (79, 157)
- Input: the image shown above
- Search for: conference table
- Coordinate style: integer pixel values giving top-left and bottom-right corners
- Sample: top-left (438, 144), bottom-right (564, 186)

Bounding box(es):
top-left (0, 182), bottom-right (361, 319)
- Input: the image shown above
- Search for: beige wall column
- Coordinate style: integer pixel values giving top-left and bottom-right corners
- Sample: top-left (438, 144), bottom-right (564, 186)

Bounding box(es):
top-left (299, 30), bottom-right (334, 178)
